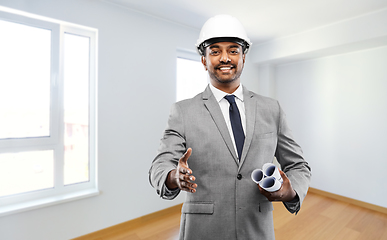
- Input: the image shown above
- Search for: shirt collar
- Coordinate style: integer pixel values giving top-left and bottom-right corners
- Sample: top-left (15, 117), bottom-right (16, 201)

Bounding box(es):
top-left (209, 83), bottom-right (244, 103)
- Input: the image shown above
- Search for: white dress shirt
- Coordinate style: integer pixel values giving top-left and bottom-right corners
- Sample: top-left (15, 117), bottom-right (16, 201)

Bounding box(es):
top-left (209, 83), bottom-right (246, 158)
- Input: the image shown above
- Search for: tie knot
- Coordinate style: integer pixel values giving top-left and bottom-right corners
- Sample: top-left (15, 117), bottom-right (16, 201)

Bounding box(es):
top-left (224, 95), bottom-right (236, 104)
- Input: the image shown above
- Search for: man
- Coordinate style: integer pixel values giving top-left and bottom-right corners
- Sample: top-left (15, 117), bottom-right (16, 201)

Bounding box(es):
top-left (149, 14), bottom-right (311, 240)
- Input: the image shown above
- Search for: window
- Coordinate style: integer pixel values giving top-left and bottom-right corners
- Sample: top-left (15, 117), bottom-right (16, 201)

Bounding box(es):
top-left (0, 8), bottom-right (98, 216)
top-left (176, 49), bottom-right (208, 102)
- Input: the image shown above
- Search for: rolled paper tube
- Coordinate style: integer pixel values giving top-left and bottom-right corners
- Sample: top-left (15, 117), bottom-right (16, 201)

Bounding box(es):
top-left (259, 176), bottom-right (282, 192)
top-left (262, 163), bottom-right (283, 183)
top-left (251, 169), bottom-right (264, 184)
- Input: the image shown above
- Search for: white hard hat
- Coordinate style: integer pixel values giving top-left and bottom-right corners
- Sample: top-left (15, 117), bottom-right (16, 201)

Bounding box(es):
top-left (196, 14), bottom-right (252, 56)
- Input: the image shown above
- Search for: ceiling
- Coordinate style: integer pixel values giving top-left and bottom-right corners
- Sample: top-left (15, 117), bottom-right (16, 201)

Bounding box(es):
top-left (104, 0), bottom-right (387, 45)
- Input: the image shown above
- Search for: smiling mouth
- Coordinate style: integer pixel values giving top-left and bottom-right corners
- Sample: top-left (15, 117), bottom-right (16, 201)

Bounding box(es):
top-left (218, 66), bottom-right (234, 72)
top-left (219, 66), bottom-right (231, 70)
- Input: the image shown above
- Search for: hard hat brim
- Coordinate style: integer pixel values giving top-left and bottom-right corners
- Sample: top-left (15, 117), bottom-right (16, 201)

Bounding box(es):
top-left (198, 37), bottom-right (250, 56)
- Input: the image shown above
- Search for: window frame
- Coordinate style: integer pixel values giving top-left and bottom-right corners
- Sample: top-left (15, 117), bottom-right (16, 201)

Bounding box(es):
top-left (0, 7), bottom-right (98, 217)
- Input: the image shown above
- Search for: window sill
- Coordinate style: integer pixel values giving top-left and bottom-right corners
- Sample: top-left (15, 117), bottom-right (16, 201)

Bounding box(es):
top-left (0, 188), bottom-right (100, 217)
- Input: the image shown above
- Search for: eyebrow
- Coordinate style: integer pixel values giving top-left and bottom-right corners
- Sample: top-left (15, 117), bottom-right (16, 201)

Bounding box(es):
top-left (209, 44), bottom-right (241, 49)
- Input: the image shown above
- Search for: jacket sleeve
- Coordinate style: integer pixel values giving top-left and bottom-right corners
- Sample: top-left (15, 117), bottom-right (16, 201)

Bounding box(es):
top-left (149, 103), bottom-right (186, 200)
top-left (275, 102), bottom-right (312, 214)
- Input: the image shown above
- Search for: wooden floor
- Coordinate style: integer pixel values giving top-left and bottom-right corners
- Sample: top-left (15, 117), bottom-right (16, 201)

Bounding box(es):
top-left (273, 192), bottom-right (387, 240)
top-left (76, 191), bottom-right (387, 240)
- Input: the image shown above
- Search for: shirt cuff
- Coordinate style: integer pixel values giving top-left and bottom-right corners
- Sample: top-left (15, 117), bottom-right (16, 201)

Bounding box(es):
top-left (161, 183), bottom-right (180, 200)
top-left (283, 193), bottom-right (300, 214)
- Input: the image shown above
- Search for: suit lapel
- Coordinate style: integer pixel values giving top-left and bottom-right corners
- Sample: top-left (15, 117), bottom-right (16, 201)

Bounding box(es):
top-left (202, 86), bottom-right (239, 164)
top-left (238, 87), bottom-right (256, 169)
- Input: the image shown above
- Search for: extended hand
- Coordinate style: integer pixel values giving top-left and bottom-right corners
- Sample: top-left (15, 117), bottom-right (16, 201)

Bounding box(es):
top-left (166, 148), bottom-right (197, 193)
top-left (258, 170), bottom-right (296, 202)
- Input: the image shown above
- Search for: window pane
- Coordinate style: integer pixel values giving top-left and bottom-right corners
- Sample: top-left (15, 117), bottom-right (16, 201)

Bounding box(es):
top-left (63, 33), bottom-right (90, 185)
top-left (0, 19), bottom-right (51, 139)
top-left (0, 150), bottom-right (54, 197)
top-left (176, 58), bottom-right (208, 102)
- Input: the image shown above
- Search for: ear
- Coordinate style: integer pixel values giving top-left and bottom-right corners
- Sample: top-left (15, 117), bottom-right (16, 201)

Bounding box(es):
top-left (242, 53), bottom-right (246, 63)
top-left (201, 56), bottom-right (208, 71)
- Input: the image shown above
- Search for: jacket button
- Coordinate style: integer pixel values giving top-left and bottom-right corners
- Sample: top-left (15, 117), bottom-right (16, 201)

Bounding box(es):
top-left (237, 174), bottom-right (242, 180)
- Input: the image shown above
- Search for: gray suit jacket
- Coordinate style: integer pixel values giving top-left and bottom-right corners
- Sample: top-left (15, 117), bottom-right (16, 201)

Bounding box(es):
top-left (149, 85), bottom-right (311, 240)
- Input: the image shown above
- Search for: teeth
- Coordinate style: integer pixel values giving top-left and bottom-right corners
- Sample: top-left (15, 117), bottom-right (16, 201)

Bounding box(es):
top-left (220, 67), bottom-right (231, 70)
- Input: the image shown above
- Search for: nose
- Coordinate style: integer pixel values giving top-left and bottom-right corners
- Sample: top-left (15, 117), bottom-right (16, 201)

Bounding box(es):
top-left (220, 51), bottom-right (230, 63)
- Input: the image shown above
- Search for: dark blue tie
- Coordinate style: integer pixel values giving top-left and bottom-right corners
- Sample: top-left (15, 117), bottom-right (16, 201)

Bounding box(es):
top-left (224, 95), bottom-right (245, 160)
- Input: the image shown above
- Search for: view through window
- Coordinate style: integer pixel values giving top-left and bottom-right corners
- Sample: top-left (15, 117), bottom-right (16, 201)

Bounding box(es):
top-left (0, 19), bottom-right (54, 197)
top-left (176, 55), bottom-right (208, 102)
top-left (63, 33), bottom-right (90, 185)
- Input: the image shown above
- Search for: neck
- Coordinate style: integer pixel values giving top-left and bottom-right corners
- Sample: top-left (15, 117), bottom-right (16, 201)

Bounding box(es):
top-left (210, 79), bottom-right (241, 94)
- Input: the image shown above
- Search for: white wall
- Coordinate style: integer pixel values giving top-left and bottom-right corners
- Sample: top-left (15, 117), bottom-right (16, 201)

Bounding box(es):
top-left (252, 8), bottom-right (387, 209)
top-left (275, 46), bottom-right (387, 208)
top-left (0, 1), bottom-right (259, 239)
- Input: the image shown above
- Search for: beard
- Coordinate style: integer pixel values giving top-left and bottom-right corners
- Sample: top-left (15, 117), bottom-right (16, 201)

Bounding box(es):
top-left (208, 63), bottom-right (243, 84)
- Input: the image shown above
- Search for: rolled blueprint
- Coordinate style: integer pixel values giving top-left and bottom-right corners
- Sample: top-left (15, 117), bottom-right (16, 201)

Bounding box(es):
top-left (251, 163), bottom-right (283, 192)
top-left (259, 176), bottom-right (282, 192)
top-left (262, 163), bottom-right (283, 183)
top-left (251, 169), bottom-right (264, 184)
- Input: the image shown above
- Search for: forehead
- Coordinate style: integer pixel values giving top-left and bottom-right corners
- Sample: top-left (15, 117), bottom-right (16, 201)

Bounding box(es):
top-left (208, 42), bottom-right (242, 49)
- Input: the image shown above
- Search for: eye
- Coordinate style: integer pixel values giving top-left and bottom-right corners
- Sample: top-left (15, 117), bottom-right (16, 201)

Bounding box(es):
top-left (230, 49), bottom-right (240, 54)
top-left (210, 50), bottom-right (220, 55)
